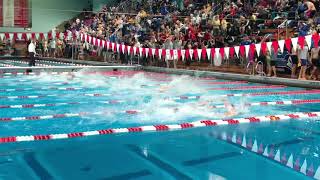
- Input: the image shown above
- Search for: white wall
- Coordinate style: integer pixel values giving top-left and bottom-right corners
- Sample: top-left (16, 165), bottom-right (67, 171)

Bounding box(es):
top-left (0, 0), bottom-right (90, 32)
top-left (92, 0), bottom-right (118, 12)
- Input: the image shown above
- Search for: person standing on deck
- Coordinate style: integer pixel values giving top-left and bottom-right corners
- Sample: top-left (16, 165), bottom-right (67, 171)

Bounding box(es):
top-left (28, 40), bottom-right (36, 66)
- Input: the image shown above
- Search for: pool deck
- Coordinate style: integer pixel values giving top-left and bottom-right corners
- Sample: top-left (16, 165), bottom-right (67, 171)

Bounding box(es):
top-left (1, 56), bottom-right (320, 89)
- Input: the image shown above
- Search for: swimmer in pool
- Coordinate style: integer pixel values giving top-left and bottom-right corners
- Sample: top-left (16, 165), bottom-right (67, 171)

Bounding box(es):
top-left (159, 85), bottom-right (170, 92)
top-left (223, 99), bottom-right (237, 117)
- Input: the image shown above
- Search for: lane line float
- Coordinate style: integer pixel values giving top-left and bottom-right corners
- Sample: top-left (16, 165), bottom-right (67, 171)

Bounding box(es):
top-left (0, 112), bottom-right (318, 144)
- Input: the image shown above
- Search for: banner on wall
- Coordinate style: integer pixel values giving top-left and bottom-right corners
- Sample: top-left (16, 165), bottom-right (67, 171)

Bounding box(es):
top-left (0, 0), bottom-right (31, 28)
top-left (2, 0), bottom-right (14, 27)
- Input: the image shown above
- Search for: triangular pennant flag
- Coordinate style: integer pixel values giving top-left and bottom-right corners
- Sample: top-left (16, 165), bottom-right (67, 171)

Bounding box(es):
top-left (197, 49), bottom-right (202, 60)
top-left (206, 48), bottom-right (211, 60)
top-left (215, 48), bottom-right (219, 60)
top-left (31, 33), bottom-right (36, 40)
top-left (285, 39), bottom-right (292, 52)
top-left (169, 49), bottom-right (174, 59)
top-left (274, 150), bottom-right (281, 162)
top-left (249, 44), bottom-right (255, 57)
top-left (185, 49), bottom-right (190, 60)
top-left (148, 48), bottom-right (153, 57)
top-left (8, 33), bottom-right (14, 40)
top-left (234, 46), bottom-right (240, 57)
top-left (151, 48), bottom-right (156, 57)
top-left (0, 33), bottom-right (4, 40)
top-left (155, 48), bottom-right (159, 58)
top-left (255, 43), bottom-right (261, 57)
top-left (219, 48), bottom-right (225, 60)
top-left (266, 42), bottom-right (272, 54)
top-left (300, 159), bottom-right (307, 175)
top-left (181, 50), bottom-right (186, 61)
top-left (261, 42), bottom-right (267, 55)
top-left (161, 49), bottom-right (166, 60)
top-left (312, 33), bottom-right (319, 48)
top-left (189, 49), bottom-right (194, 60)
top-left (35, 33), bottom-right (40, 40)
top-left (13, 33), bottom-right (18, 40)
top-left (229, 47), bottom-right (235, 58)
top-left (92, 37), bottom-right (96, 45)
top-left (85, 34), bottom-right (89, 42)
top-left (88, 36), bottom-right (92, 44)
top-left (298, 36), bottom-right (305, 49)
top-left (97, 39), bottom-right (101, 47)
top-left (171, 49), bottom-right (176, 59)
top-left (81, 33), bottom-right (84, 41)
top-left (48, 32), bottom-right (52, 39)
top-left (26, 33), bottom-right (32, 40)
top-left (287, 154), bottom-right (294, 168)
top-left (224, 47), bottom-right (230, 59)
top-left (121, 44), bottom-right (125, 54)
top-left (305, 35), bottom-right (312, 49)
top-left (177, 49), bottom-right (182, 61)
top-left (133, 46), bottom-right (137, 55)
top-left (56, 32), bottom-right (60, 39)
top-left (139, 47), bottom-right (143, 57)
top-left (166, 49), bottom-right (171, 59)
top-left (128, 46), bottom-right (133, 55)
top-left (245, 45), bottom-right (250, 58)
top-left (158, 48), bottom-right (163, 59)
top-left (210, 48), bottom-right (215, 60)
top-left (63, 32), bottom-right (68, 40)
top-left (145, 48), bottom-right (149, 58)
top-left (239, 45), bottom-right (245, 57)
top-left (16, 33), bottom-right (22, 40)
top-left (201, 48), bottom-right (206, 60)
top-left (21, 33), bottom-right (27, 41)
top-left (116, 44), bottom-right (120, 53)
top-left (4, 33), bottom-right (9, 39)
top-left (278, 40), bottom-right (285, 53)
top-left (272, 41), bottom-right (279, 54)
top-left (102, 40), bottom-right (106, 48)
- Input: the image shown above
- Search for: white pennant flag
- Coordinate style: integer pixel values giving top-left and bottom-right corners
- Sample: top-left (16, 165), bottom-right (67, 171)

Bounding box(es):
top-left (145, 48), bottom-right (149, 58)
top-left (17, 33), bottom-right (22, 40)
top-left (102, 40), bottom-right (106, 48)
top-left (35, 33), bottom-right (40, 40)
top-left (97, 39), bottom-right (101, 47)
top-left (166, 49), bottom-right (170, 60)
top-left (44, 33), bottom-right (48, 40)
top-left (278, 40), bottom-right (285, 53)
top-left (116, 44), bottom-right (120, 53)
top-left (121, 44), bottom-right (125, 53)
top-left (224, 47), bottom-right (230, 59)
top-left (26, 33), bottom-right (32, 40)
top-left (0, 33), bottom-right (4, 40)
top-left (245, 45), bottom-right (250, 58)
top-left (181, 50), bottom-right (186, 61)
top-left (291, 37), bottom-right (298, 51)
top-left (255, 43), bottom-right (261, 57)
top-left (206, 49), bottom-right (211, 59)
top-left (173, 49), bottom-right (177, 59)
top-left (9, 33), bottom-right (14, 40)
top-left (266, 42), bottom-right (272, 53)
top-left (106, 41), bottom-right (110, 49)
top-left (215, 48), bottom-right (219, 60)
top-left (84, 34), bottom-right (87, 41)
top-left (305, 35), bottom-right (312, 49)
top-left (189, 49), bottom-right (194, 60)
top-left (159, 49), bottom-right (163, 59)
top-left (151, 48), bottom-right (156, 56)
top-left (197, 49), bottom-right (202, 60)
top-left (75, 31), bottom-right (80, 39)
top-left (234, 46), bottom-right (240, 57)
top-left (127, 46), bottom-right (131, 55)
top-left (133, 46), bottom-right (137, 55)
top-left (139, 47), bottom-right (143, 57)
top-left (92, 37), bottom-right (96, 45)
top-left (88, 36), bottom-right (92, 44)
top-left (112, 43), bottom-right (115, 51)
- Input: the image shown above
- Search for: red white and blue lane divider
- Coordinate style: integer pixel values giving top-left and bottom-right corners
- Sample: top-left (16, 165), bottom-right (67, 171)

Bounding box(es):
top-left (0, 72), bottom-right (73, 76)
top-left (213, 131), bottom-right (320, 179)
top-left (208, 85), bottom-right (286, 91)
top-left (1, 98), bottom-right (320, 110)
top-left (4, 60), bottom-right (89, 67)
top-left (1, 89), bottom-right (320, 100)
top-left (0, 87), bottom-right (87, 92)
top-left (0, 100), bottom-right (126, 109)
top-left (0, 112), bottom-right (318, 144)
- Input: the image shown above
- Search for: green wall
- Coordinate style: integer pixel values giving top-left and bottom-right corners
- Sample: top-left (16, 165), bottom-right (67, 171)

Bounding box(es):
top-left (92, 0), bottom-right (118, 12)
top-left (0, 0), bottom-right (90, 32)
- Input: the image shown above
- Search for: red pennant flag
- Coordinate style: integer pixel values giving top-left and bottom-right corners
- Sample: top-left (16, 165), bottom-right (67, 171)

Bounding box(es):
top-left (130, 46), bottom-right (134, 55)
top-left (100, 39), bottom-right (103, 47)
top-left (170, 49), bottom-right (174, 58)
top-left (39, 33), bottom-right (44, 40)
top-left (22, 33), bottom-right (27, 41)
top-left (149, 48), bottom-right (153, 57)
top-left (178, 49), bottom-right (182, 60)
top-left (31, 33), bottom-right (35, 40)
top-left (193, 49), bottom-right (198, 60)
top-left (239, 45), bottom-right (245, 57)
top-left (201, 48), bottom-right (206, 60)
top-left (86, 35), bottom-right (89, 42)
top-left (4, 33), bottom-right (9, 39)
top-left (229, 47), bottom-right (235, 58)
top-left (108, 42), bottom-right (112, 50)
top-left (249, 44), bottom-right (255, 57)
top-left (64, 32), bottom-right (68, 40)
top-left (272, 41), bottom-right (279, 54)
top-left (211, 48), bottom-right (215, 60)
top-left (48, 32), bottom-right (52, 39)
top-left (261, 42), bottom-right (267, 55)
top-left (161, 49), bottom-right (166, 60)
top-left (91, 37), bottom-right (94, 45)
top-left (142, 48), bottom-right (146, 57)
top-left (219, 48), bottom-right (225, 60)
top-left (285, 39), bottom-right (292, 52)
top-left (95, 39), bottom-right (99, 46)
top-left (56, 32), bottom-right (60, 39)
top-left (298, 36), bottom-right (305, 49)
top-left (124, 45), bottom-right (128, 54)
top-left (13, 33), bottom-right (18, 40)
top-left (185, 49), bottom-right (190, 60)
top-left (312, 33), bottom-right (319, 48)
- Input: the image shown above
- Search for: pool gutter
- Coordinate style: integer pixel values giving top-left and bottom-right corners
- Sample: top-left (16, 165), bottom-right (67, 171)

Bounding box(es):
top-left (143, 66), bottom-right (320, 89)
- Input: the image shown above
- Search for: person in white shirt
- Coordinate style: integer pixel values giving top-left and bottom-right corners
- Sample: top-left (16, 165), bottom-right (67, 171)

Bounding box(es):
top-left (28, 40), bottom-right (36, 66)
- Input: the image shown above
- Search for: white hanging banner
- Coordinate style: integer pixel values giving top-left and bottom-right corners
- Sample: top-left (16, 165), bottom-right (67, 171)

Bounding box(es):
top-left (278, 40), bottom-right (285, 53)
top-left (127, 46), bottom-right (131, 55)
top-left (26, 33), bottom-right (32, 40)
top-left (158, 49), bottom-right (163, 59)
top-left (224, 47), bottom-right (230, 59)
top-left (35, 33), bottom-right (40, 40)
top-left (111, 43), bottom-right (115, 52)
top-left (0, 33), bottom-right (4, 40)
top-left (206, 48), bottom-right (211, 59)
top-left (165, 49), bottom-right (170, 60)
top-left (145, 48), bottom-right (149, 58)
top-left (97, 39), bottom-right (101, 47)
top-left (197, 49), bottom-right (202, 60)
top-left (121, 44), bottom-right (125, 53)
top-left (88, 36), bottom-right (92, 44)
top-left (255, 43), bottom-right (261, 57)
top-left (266, 42), bottom-right (272, 53)
top-left (3, 0), bottom-right (14, 27)
top-left (102, 40), bottom-right (106, 47)
top-left (305, 35), bottom-right (312, 49)
top-left (92, 37), bottom-right (96, 45)
top-left (234, 46), bottom-right (240, 57)
top-left (291, 37), bottom-right (298, 51)
top-left (106, 41), bottom-right (110, 49)
top-left (9, 33), bottom-right (13, 40)
top-left (116, 44), bottom-right (120, 53)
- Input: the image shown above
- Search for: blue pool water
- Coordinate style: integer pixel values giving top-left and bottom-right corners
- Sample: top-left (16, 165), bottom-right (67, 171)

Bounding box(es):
top-left (0, 70), bottom-right (319, 179)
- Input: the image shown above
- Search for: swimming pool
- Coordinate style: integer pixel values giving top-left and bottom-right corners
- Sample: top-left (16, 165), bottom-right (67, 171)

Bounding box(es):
top-left (0, 69), bottom-right (319, 179)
